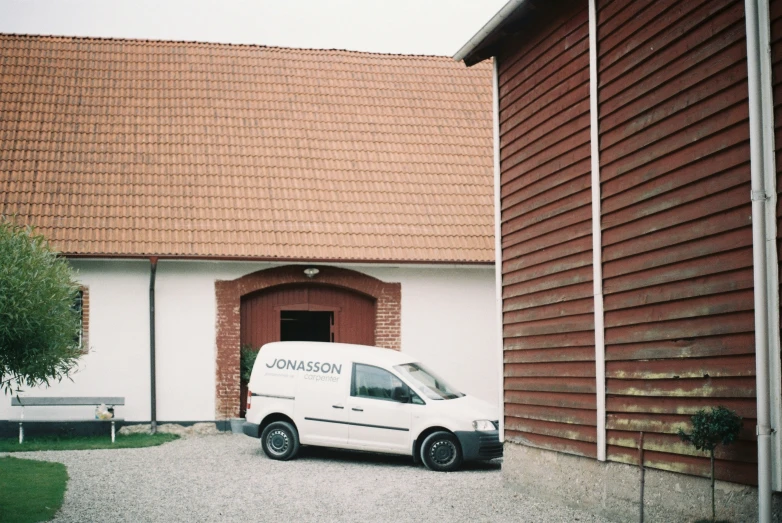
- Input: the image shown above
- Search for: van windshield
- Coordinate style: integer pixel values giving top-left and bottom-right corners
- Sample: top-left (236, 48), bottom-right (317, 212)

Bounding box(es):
top-left (393, 363), bottom-right (464, 400)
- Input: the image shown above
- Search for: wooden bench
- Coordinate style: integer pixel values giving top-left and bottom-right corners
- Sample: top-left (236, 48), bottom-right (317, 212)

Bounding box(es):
top-left (11, 397), bottom-right (125, 444)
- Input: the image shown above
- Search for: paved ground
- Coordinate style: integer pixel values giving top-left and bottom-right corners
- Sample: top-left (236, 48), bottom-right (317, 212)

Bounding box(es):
top-left (7, 433), bottom-right (615, 522)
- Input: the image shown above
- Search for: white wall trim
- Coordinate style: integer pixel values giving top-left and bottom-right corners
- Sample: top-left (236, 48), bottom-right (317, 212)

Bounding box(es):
top-left (758, 0), bottom-right (782, 492)
top-left (588, 0), bottom-right (606, 462)
top-left (493, 56), bottom-right (505, 442)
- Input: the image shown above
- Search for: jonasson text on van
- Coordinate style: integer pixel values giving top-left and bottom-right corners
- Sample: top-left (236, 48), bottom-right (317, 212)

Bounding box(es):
top-left (266, 358), bottom-right (342, 375)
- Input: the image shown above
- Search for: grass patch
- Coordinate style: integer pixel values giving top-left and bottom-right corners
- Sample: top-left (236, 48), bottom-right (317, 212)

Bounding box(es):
top-left (0, 457), bottom-right (67, 523)
top-left (0, 433), bottom-right (179, 452)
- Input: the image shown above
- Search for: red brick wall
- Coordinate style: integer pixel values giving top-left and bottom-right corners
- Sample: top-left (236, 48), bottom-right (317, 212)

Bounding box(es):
top-left (214, 265), bottom-right (401, 419)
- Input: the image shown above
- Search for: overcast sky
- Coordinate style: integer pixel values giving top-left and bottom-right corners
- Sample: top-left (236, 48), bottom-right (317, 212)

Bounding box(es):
top-left (0, 0), bottom-right (506, 56)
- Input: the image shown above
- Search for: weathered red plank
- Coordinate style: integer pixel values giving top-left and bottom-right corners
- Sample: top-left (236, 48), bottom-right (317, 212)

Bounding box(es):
top-left (605, 395), bottom-right (757, 417)
top-left (601, 121), bottom-right (748, 186)
top-left (602, 206), bottom-right (751, 262)
top-left (502, 109), bottom-right (590, 174)
top-left (602, 165), bottom-right (749, 230)
top-left (602, 227), bottom-right (752, 279)
top-left (605, 333), bottom-right (756, 361)
top-left (606, 354), bottom-right (756, 380)
top-left (501, 143), bottom-right (590, 192)
top-left (503, 205), bottom-right (591, 246)
top-left (506, 390), bottom-right (596, 410)
top-left (605, 311), bottom-right (755, 344)
top-left (600, 1), bottom-right (744, 96)
top-left (506, 430), bottom-right (597, 458)
top-left (502, 169), bottom-right (589, 217)
top-left (604, 183), bottom-right (750, 248)
top-left (502, 236), bottom-right (591, 274)
top-left (598, 0), bottom-right (683, 58)
top-left (502, 82), bottom-right (590, 159)
top-left (506, 402), bottom-right (596, 426)
top-left (601, 45), bottom-right (747, 146)
top-left (505, 376), bottom-right (596, 394)
top-left (503, 220), bottom-right (592, 259)
top-left (607, 431), bottom-right (757, 462)
top-left (604, 289), bottom-right (755, 328)
top-left (500, 26), bottom-right (588, 116)
top-left (505, 345), bottom-right (595, 364)
top-left (503, 282), bottom-right (593, 313)
top-left (499, 3), bottom-right (587, 93)
top-left (505, 417), bottom-right (597, 443)
top-left (603, 254), bottom-right (754, 299)
top-left (606, 376), bottom-right (756, 397)
top-left (503, 265), bottom-right (592, 299)
top-left (603, 87), bottom-right (748, 174)
top-left (607, 446), bottom-right (757, 484)
top-left (504, 297), bottom-right (593, 324)
top-left (505, 360), bottom-right (596, 378)
top-left (504, 251), bottom-right (591, 285)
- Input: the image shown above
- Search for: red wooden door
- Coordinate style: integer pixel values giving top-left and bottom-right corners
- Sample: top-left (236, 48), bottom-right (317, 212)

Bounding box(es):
top-left (239, 283), bottom-right (376, 415)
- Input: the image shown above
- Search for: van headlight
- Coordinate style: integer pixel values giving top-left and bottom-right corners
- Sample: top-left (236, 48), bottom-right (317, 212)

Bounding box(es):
top-left (472, 420), bottom-right (495, 431)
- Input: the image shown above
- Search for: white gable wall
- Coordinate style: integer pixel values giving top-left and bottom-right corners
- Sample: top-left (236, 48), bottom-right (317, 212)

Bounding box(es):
top-left (2, 260), bottom-right (498, 423)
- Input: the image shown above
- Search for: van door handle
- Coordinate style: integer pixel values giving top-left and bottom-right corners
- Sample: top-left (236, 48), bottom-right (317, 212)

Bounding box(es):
top-left (332, 405), bottom-right (344, 409)
top-left (352, 407), bottom-right (363, 412)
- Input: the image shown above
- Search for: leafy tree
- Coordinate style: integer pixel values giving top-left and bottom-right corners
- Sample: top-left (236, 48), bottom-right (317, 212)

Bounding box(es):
top-left (0, 218), bottom-right (83, 393)
top-left (678, 406), bottom-right (743, 522)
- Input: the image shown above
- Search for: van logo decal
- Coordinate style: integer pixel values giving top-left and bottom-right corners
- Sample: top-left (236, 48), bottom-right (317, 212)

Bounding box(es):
top-left (266, 358), bottom-right (342, 375)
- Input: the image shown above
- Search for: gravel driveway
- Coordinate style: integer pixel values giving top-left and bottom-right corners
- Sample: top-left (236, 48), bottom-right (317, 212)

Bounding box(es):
top-left (7, 433), bottom-right (614, 522)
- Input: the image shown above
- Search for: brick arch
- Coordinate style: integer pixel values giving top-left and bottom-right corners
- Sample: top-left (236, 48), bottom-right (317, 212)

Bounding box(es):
top-left (214, 265), bottom-right (401, 419)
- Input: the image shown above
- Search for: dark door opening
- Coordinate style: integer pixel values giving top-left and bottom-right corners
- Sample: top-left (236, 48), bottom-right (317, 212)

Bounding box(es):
top-left (280, 310), bottom-right (334, 342)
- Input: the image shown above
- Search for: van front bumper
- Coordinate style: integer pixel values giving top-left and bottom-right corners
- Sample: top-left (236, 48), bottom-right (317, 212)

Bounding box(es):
top-left (454, 430), bottom-right (503, 461)
top-left (242, 422), bottom-right (260, 438)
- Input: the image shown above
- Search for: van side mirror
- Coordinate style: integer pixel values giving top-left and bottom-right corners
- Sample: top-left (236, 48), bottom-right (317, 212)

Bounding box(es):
top-left (392, 386), bottom-right (410, 403)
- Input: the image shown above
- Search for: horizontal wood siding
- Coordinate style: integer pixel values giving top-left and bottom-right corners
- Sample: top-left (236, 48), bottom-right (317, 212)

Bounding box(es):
top-left (597, 0), bottom-right (757, 483)
top-left (498, 0), bottom-right (596, 458)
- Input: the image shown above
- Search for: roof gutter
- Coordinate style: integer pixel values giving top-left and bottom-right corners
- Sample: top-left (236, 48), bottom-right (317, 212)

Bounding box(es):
top-left (453, 0), bottom-right (527, 62)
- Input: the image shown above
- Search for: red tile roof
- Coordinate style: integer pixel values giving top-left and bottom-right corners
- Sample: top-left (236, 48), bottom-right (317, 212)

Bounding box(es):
top-left (0, 34), bottom-right (493, 263)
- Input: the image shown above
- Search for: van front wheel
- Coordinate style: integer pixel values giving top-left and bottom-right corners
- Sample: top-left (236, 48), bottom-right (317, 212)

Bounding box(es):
top-left (421, 431), bottom-right (462, 472)
top-left (261, 421), bottom-right (299, 461)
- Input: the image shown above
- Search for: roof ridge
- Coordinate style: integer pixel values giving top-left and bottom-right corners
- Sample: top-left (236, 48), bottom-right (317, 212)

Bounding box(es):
top-left (0, 32), bottom-right (455, 61)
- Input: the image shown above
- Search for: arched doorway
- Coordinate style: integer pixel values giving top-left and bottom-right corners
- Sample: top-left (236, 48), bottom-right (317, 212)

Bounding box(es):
top-left (238, 283), bottom-right (376, 415)
top-left (241, 284), bottom-right (376, 348)
top-left (215, 265), bottom-right (401, 419)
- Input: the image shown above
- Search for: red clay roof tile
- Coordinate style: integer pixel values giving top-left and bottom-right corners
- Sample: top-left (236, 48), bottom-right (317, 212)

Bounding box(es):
top-left (0, 34), bottom-right (493, 263)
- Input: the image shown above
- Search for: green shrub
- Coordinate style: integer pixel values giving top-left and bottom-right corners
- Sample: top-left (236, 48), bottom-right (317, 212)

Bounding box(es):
top-left (678, 406), bottom-right (743, 522)
top-left (240, 344), bottom-right (259, 382)
top-left (0, 218), bottom-right (82, 393)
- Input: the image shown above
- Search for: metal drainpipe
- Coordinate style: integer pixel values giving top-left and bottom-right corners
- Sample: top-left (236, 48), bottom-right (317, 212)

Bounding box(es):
top-left (588, 0), bottom-right (606, 462)
top-left (492, 56), bottom-right (504, 441)
top-left (149, 256), bottom-right (158, 434)
top-left (744, 0), bottom-right (773, 519)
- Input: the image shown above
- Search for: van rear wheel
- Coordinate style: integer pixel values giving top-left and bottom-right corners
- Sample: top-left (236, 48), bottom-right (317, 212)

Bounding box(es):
top-left (261, 421), bottom-right (299, 461)
top-left (421, 431), bottom-right (462, 472)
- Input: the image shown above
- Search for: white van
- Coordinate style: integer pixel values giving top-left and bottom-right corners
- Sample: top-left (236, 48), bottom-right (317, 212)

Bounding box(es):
top-left (242, 341), bottom-right (502, 471)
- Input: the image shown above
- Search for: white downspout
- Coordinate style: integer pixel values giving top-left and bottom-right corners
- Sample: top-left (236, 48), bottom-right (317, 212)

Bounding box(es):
top-left (744, 0), bottom-right (773, 519)
top-left (757, 0), bottom-right (782, 493)
top-left (492, 56), bottom-right (505, 442)
top-left (588, 0), bottom-right (606, 461)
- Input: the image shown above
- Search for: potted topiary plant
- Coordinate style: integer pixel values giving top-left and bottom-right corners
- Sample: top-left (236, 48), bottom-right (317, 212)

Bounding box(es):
top-left (677, 406), bottom-right (743, 523)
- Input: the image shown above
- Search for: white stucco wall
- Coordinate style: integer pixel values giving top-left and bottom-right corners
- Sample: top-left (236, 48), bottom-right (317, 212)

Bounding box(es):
top-left (2, 260), bottom-right (498, 423)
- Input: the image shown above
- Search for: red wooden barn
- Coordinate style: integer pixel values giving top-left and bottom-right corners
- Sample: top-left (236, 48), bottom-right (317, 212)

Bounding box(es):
top-left (456, 0), bottom-right (782, 520)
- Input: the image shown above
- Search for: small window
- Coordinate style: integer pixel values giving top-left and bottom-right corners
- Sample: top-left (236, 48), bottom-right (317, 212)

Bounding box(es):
top-left (72, 287), bottom-right (89, 353)
top-left (351, 363), bottom-right (423, 404)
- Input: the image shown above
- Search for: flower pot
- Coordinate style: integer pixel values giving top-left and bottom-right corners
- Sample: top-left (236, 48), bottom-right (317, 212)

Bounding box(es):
top-left (229, 418), bottom-right (244, 434)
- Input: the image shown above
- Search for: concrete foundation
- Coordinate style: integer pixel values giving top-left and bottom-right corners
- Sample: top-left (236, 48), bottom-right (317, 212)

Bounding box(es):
top-left (502, 443), bottom-right (782, 522)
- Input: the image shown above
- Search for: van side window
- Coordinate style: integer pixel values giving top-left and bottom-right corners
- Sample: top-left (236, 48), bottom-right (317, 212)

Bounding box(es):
top-left (352, 364), bottom-right (422, 404)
